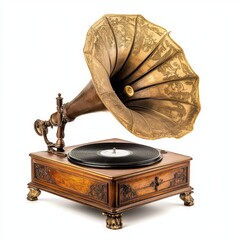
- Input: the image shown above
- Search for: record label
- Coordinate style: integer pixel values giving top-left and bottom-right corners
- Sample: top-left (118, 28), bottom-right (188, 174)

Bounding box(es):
top-left (98, 148), bottom-right (132, 158)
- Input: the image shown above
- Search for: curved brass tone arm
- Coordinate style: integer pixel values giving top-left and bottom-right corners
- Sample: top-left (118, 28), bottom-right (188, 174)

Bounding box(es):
top-left (34, 94), bottom-right (67, 156)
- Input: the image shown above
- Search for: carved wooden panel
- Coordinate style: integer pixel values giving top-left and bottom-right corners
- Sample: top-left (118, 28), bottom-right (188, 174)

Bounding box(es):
top-left (35, 164), bottom-right (56, 184)
top-left (34, 163), bottom-right (108, 203)
top-left (118, 166), bottom-right (188, 205)
top-left (88, 184), bottom-right (108, 203)
top-left (119, 184), bottom-right (137, 203)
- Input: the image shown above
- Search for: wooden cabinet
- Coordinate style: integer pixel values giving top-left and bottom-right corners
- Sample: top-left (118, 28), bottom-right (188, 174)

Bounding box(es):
top-left (27, 139), bottom-right (194, 229)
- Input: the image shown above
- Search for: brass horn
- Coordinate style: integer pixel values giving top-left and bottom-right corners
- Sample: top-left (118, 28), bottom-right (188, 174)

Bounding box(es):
top-left (34, 14), bottom-right (200, 154)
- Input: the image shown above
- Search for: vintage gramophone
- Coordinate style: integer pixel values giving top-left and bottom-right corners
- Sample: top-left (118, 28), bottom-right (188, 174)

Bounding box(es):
top-left (27, 14), bottom-right (200, 229)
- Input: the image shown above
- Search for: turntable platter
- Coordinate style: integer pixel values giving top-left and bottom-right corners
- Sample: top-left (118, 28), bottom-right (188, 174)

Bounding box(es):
top-left (67, 142), bottom-right (162, 168)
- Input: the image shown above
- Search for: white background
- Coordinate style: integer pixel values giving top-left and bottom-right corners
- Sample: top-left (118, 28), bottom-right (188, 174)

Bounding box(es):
top-left (1, 0), bottom-right (240, 239)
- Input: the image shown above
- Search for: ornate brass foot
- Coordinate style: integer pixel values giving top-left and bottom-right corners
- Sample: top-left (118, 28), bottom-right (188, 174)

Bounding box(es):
top-left (102, 212), bottom-right (123, 230)
top-left (180, 191), bottom-right (194, 206)
top-left (27, 188), bottom-right (41, 201)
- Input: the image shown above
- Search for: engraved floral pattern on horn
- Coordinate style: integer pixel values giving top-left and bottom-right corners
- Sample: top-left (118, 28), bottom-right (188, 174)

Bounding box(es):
top-left (84, 14), bottom-right (200, 139)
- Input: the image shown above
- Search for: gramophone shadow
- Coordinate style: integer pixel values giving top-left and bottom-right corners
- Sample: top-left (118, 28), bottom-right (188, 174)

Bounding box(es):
top-left (123, 201), bottom-right (181, 227)
top-left (40, 195), bottom-right (181, 227)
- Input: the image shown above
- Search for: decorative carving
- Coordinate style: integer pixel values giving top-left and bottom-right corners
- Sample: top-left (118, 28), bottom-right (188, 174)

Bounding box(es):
top-left (27, 188), bottom-right (41, 201)
top-left (119, 184), bottom-right (137, 202)
top-left (88, 184), bottom-right (107, 203)
top-left (34, 164), bottom-right (56, 184)
top-left (103, 212), bottom-right (123, 230)
top-left (169, 167), bottom-right (187, 187)
top-left (180, 191), bottom-right (194, 206)
top-left (150, 176), bottom-right (163, 191)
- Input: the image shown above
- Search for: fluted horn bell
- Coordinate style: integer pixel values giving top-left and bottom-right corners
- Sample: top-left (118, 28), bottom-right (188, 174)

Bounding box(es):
top-left (83, 14), bottom-right (200, 140)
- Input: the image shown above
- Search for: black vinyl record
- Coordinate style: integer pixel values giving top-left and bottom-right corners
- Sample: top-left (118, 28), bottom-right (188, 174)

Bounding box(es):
top-left (68, 142), bottom-right (162, 169)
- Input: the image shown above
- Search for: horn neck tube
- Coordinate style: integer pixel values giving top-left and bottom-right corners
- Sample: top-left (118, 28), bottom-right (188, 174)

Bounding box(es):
top-left (49, 80), bottom-right (106, 125)
top-left (63, 80), bottom-right (106, 122)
